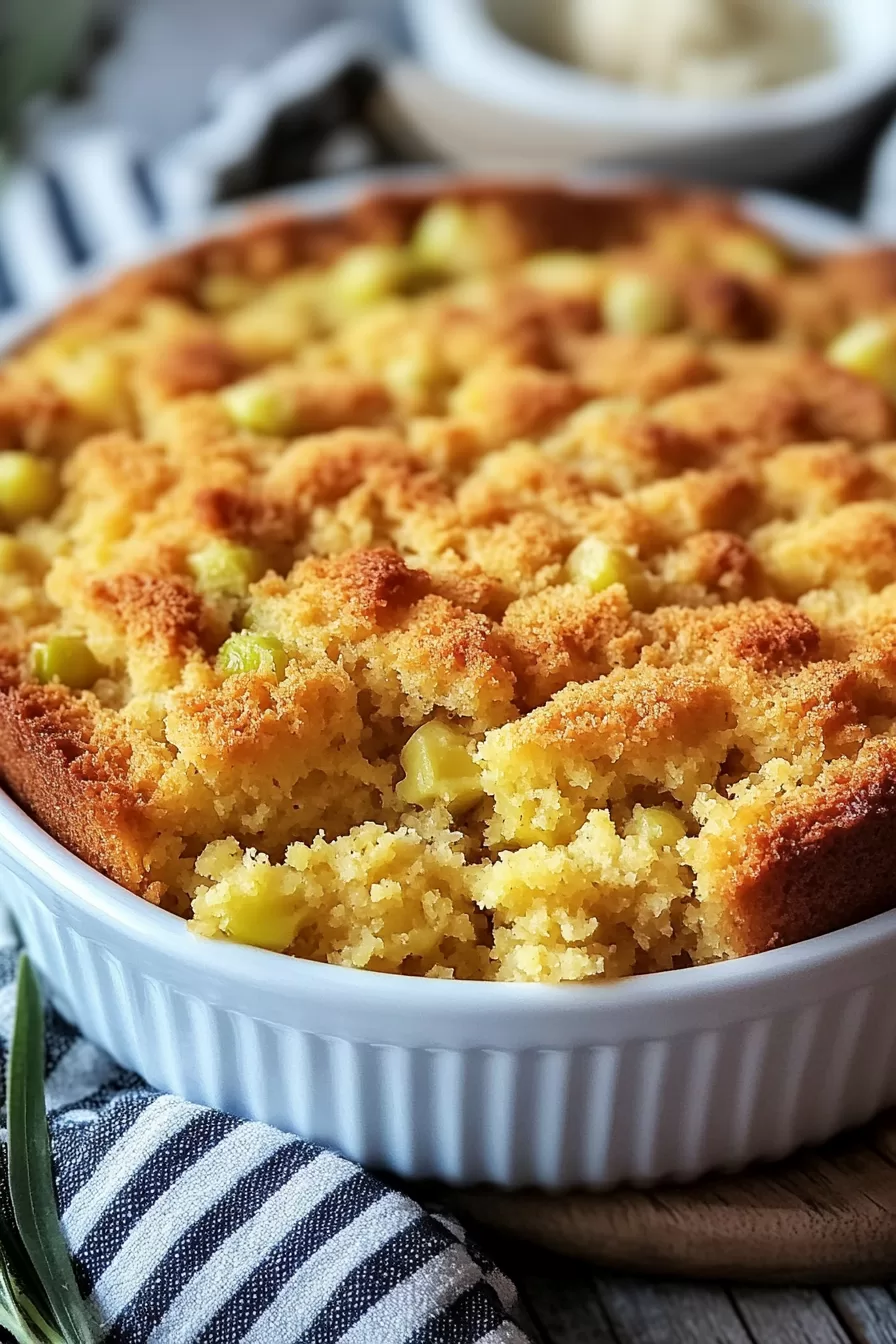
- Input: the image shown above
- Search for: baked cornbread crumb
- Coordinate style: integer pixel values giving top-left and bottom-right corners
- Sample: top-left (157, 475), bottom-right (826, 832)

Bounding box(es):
top-left (3, 182), bottom-right (896, 981)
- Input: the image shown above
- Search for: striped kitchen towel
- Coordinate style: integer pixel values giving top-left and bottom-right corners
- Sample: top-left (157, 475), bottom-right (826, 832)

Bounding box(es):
top-left (0, 939), bottom-right (527, 1343)
top-left (0, 23), bottom-right (407, 331)
top-left (0, 22), bottom-right (529, 1344)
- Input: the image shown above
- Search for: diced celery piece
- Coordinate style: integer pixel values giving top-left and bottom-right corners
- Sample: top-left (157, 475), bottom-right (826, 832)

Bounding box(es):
top-left (603, 272), bottom-right (678, 336)
top-left (567, 537), bottom-right (645, 600)
top-left (630, 805), bottom-right (687, 849)
top-left (217, 632), bottom-right (288, 680)
top-left (713, 232), bottom-right (785, 280)
top-left (189, 540), bottom-right (263, 598)
top-left (330, 245), bottom-right (410, 310)
top-left (221, 378), bottom-right (294, 435)
top-left (411, 202), bottom-right (485, 275)
top-left (49, 347), bottom-right (125, 420)
top-left (31, 635), bottom-right (102, 689)
top-left (0, 453), bottom-right (57, 524)
top-left (828, 318), bottom-right (896, 397)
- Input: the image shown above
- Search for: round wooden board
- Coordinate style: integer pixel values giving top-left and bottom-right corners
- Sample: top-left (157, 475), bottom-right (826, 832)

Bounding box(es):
top-left (433, 1110), bottom-right (896, 1284)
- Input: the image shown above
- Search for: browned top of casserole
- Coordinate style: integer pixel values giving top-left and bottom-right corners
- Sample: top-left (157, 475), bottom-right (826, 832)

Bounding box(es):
top-left (0, 181), bottom-right (895, 980)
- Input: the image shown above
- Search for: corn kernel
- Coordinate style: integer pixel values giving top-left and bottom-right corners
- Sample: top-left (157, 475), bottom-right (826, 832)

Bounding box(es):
top-left (411, 201), bottom-right (485, 275)
top-left (567, 537), bottom-right (645, 600)
top-left (0, 453), bottom-right (57, 525)
top-left (828, 318), bottom-right (896, 396)
top-left (217, 632), bottom-right (288, 680)
top-left (221, 377), bottom-right (294, 435)
top-left (0, 537), bottom-right (23, 572)
top-left (330, 245), bottom-right (410, 311)
top-left (31, 635), bottom-right (102, 689)
top-left (383, 347), bottom-right (439, 407)
top-left (199, 272), bottom-right (260, 313)
top-left (630, 805), bottom-right (687, 849)
top-left (219, 864), bottom-right (301, 951)
top-left (713, 232), bottom-right (785, 280)
top-left (223, 899), bottom-right (299, 950)
top-left (523, 251), bottom-right (601, 295)
top-left (48, 347), bottom-right (127, 421)
top-left (223, 274), bottom-right (319, 358)
top-left (602, 272), bottom-right (678, 336)
top-left (397, 721), bottom-right (484, 813)
top-left (189, 540), bottom-right (263, 598)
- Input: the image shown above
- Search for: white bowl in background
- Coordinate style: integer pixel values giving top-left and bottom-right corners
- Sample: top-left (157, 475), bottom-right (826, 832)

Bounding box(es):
top-left (404, 0), bottom-right (896, 182)
top-left (1, 176), bottom-right (893, 1192)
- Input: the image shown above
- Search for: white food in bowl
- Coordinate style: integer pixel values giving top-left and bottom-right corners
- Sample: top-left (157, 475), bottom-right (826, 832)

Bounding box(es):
top-left (559, 0), bottom-right (832, 97)
top-left (2, 175), bottom-right (895, 1190)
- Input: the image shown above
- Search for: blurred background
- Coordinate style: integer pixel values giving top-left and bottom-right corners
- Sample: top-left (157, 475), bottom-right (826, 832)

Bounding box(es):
top-left (1, 0), bottom-right (399, 148)
top-left (2, 0), bottom-right (896, 315)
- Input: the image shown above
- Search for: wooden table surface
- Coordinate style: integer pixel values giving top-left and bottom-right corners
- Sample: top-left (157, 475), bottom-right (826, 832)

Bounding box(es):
top-left (491, 1239), bottom-right (896, 1344)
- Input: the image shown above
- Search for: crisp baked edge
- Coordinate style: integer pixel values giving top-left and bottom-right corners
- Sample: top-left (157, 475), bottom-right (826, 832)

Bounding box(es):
top-left (24, 179), bottom-right (780, 353)
top-left (721, 740), bottom-right (896, 956)
top-left (0, 674), bottom-right (152, 894)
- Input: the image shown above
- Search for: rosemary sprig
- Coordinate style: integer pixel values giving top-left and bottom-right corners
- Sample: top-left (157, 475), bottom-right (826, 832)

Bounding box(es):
top-left (2, 955), bottom-right (100, 1344)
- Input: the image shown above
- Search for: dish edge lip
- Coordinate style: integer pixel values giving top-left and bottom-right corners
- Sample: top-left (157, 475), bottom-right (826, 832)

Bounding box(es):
top-left (0, 167), bottom-right (868, 343)
top-left (0, 167), bottom-right (892, 1010)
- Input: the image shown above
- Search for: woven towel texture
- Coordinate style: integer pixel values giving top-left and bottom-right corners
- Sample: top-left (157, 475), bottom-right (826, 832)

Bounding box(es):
top-left (0, 946), bottom-right (525, 1343)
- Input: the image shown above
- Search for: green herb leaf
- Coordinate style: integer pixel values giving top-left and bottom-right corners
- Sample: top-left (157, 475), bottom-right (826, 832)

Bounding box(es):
top-left (0, 1121), bottom-right (65, 1344)
top-left (0, 1249), bottom-right (63, 1344)
top-left (0, 1197), bottom-right (54, 1327)
top-left (0, 1255), bottom-right (43, 1344)
top-left (0, 1301), bottom-right (43, 1344)
top-left (7, 956), bottom-right (99, 1344)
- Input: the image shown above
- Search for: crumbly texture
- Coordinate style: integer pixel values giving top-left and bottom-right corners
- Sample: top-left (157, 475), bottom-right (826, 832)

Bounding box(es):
top-left (2, 182), bottom-right (896, 981)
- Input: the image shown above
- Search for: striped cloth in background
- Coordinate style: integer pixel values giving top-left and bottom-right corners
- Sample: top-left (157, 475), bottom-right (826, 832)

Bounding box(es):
top-left (0, 131), bottom-right (161, 323)
top-left (0, 941), bottom-right (526, 1344)
top-left (0, 24), bottom-right (529, 1344)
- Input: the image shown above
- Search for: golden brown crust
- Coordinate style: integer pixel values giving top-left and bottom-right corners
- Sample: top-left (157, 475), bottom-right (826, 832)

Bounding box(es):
top-left (310, 547), bottom-right (430, 627)
top-left (502, 585), bottom-right (641, 709)
top-left (718, 600), bottom-right (821, 674)
top-left (141, 335), bottom-right (245, 399)
top-left (684, 271), bottom-right (773, 340)
top-left (87, 573), bottom-right (209, 662)
top-left (567, 332), bottom-right (715, 403)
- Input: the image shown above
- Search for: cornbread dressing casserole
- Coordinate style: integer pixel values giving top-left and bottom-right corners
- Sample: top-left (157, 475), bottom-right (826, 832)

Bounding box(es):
top-left (2, 183), bottom-right (896, 982)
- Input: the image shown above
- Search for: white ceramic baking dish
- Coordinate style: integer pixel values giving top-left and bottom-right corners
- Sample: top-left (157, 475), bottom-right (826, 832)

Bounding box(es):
top-left (1, 177), bottom-right (894, 1191)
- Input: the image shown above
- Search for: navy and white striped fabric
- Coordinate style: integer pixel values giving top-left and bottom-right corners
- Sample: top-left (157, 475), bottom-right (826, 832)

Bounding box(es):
top-left (0, 22), bottom-right (402, 335)
top-left (0, 131), bottom-right (162, 317)
top-left (0, 26), bottom-right (529, 1343)
top-left (0, 945), bottom-right (527, 1343)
